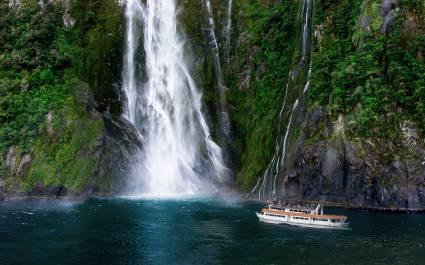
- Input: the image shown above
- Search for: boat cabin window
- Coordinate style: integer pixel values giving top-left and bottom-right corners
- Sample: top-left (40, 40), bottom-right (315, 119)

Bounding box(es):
top-left (266, 213), bottom-right (285, 218)
top-left (292, 216), bottom-right (308, 220)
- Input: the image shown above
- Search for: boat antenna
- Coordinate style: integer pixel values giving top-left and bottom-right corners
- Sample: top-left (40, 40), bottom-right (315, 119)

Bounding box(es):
top-left (315, 204), bottom-right (321, 214)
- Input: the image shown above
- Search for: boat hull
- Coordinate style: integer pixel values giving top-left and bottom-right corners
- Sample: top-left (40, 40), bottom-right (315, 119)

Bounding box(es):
top-left (256, 212), bottom-right (350, 230)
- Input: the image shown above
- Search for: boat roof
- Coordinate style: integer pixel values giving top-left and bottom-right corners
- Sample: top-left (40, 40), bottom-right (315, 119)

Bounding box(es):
top-left (270, 205), bottom-right (316, 211)
top-left (262, 208), bottom-right (347, 220)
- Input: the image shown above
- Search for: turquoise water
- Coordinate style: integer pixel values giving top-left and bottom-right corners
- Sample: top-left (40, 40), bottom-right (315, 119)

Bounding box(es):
top-left (0, 198), bottom-right (424, 265)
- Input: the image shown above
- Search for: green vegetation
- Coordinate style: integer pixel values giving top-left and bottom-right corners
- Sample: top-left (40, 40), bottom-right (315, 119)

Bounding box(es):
top-left (0, 0), bottom-right (74, 152)
top-left (228, 1), bottom-right (302, 190)
top-left (0, 0), bottom-right (123, 193)
top-left (228, 0), bottom-right (425, 191)
top-left (1, 0), bottom-right (424, 195)
top-left (22, 80), bottom-right (103, 192)
top-left (309, 0), bottom-right (425, 138)
top-left (70, 0), bottom-right (124, 113)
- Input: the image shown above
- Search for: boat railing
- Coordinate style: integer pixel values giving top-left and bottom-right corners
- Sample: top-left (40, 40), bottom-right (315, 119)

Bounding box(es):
top-left (269, 203), bottom-right (317, 211)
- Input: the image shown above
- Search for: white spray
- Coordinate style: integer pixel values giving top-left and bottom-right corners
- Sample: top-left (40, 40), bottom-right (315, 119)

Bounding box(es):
top-left (122, 0), bottom-right (229, 196)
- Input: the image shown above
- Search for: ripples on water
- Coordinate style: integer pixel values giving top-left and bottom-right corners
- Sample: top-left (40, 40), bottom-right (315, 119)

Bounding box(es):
top-left (0, 198), bottom-right (424, 265)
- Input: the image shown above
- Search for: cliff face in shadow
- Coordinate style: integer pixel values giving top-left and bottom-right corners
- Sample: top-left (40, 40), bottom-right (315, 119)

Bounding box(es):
top-left (279, 0), bottom-right (425, 210)
top-left (280, 107), bottom-right (425, 209)
top-left (0, 0), bottom-right (140, 199)
top-left (1, 0), bottom-right (424, 210)
top-left (227, 0), bottom-right (425, 210)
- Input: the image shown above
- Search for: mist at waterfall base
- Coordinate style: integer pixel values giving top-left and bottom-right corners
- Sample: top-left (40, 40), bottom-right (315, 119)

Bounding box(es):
top-left (121, 0), bottom-right (229, 197)
top-left (2, 198), bottom-right (425, 265)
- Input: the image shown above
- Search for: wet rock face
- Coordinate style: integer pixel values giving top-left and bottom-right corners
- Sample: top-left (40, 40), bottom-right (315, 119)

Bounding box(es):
top-left (8, 0), bottom-right (20, 8)
top-left (360, 16), bottom-right (372, 33)
top-left (278, 108), bottom-right (425, 210)
top-left (29, 184), bottom-right (70, 198)
top-left (5, 147), bottom-right (17, 175)
top-left (3, 147), bottom-right (32, 182)
top-left (321, 149), bottom-right (341, 182)
top-left (32, 107), bottom-right (141, 197)
top-left (94, 115), bottom-right (143, 194)
top-left (16, 154), bottom-right (32, 178)
top-left (0, 81), bottom-right (141, 199)
top-left (380, 0), bottom-right (397, 34)
top-left (282, 143), bottom-right (425, 209)
top-left (71, 84), bottom-right (142, 195)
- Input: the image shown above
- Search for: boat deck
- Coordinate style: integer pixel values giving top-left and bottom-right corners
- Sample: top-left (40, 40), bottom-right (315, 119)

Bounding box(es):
top-left (262, 209), bottom-right (347, 220)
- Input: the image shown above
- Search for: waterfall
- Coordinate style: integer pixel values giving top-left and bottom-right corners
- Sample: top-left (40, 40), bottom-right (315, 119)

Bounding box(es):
top-left (273, 99), bottom-right (299, 196)
top-left (254, 0), bottom-right (313, 201)
top-left (202, 0), bottom-right (232, 143)
top-left (202, 0), bottom-right (224, 96)
top-left (303, 64), bottom-right (312, 93)
top-left (301, 0), bottom-right (312, 60)
top-left (224, 0), bottom-right (233, 66)
top-left (122, 0), bottom-right (228, 196)
top-left (8, 0), bottom-right (20, 8)
top-left (122, 0), bottom-right (142, 125)
top-left (38, 0), bottom-right (53, 8)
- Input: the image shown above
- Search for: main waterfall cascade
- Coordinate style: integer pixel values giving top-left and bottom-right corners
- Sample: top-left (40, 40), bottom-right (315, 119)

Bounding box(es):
top-left (252, 0), bottom-right (313, 201)
top-left (122, 0), bottom-right (229, 196)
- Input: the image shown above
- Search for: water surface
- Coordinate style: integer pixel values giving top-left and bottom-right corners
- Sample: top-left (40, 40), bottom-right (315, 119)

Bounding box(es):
top-left (1, 198), bottom-right (424, 265)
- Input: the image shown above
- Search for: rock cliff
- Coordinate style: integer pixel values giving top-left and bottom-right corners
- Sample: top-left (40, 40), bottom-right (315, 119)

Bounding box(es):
top-left (1, 0), bottom-right (424, 210)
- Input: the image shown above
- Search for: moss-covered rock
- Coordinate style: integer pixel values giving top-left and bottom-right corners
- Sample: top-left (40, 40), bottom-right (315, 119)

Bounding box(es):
top-left (1, 0), bottom-right (424, 209)
top-left (225, 0), bottom-right (304, 190)
top-left (1, 80), bottom-right (97, 195)
top-left (0, 0), bottom-right (131, 198)
top-left (70, 0), bottom-right (125, 114)
top-left (21, 81), bottom-right (103, 193)
top-left (227, 0), bottom-right (425, 209)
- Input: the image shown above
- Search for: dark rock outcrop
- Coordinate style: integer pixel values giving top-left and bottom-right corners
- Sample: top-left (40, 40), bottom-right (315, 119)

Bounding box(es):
top-left (93, 114), bottom-right (143, 194)
top-left (278, 108), bottom-right (425, 210)
top-left (380, 0), bottom-right (397, 34)
top-left (0, 82), bottom-right (141, 200)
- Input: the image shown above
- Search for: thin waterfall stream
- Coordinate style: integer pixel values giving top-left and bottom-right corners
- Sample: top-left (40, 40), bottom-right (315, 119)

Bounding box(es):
top-left (253, 0), bottom-right (313, 201)
top-left (122, 0), bottom-right (228, 196)
top-left (224, 0), bottom-right (233, 66)
top-left (202, 0), bottom-right (232, 144)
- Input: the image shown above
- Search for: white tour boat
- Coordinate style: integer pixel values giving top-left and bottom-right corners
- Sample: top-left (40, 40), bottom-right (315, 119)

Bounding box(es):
top-left (256, 204), bottom-right (349, 230)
